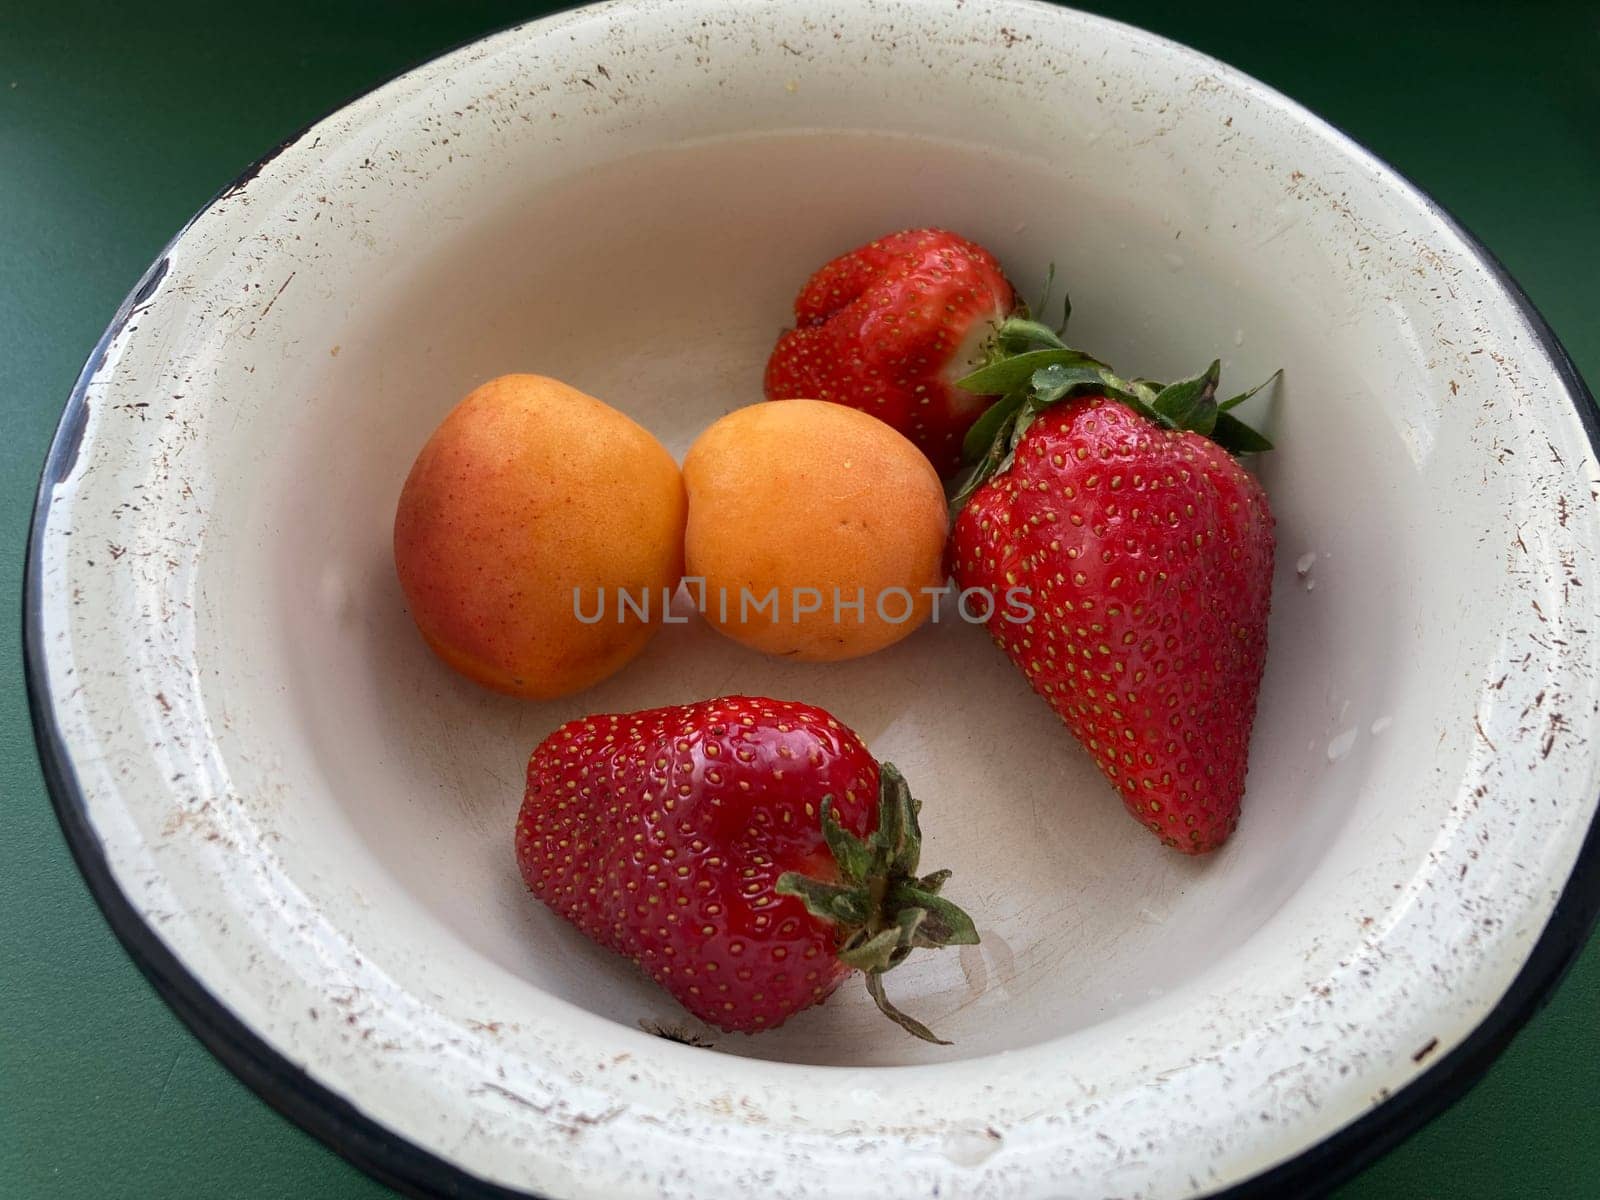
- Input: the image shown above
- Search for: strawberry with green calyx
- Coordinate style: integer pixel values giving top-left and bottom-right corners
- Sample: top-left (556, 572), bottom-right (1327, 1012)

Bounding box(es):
top-left (515, 697), bottom-right (977, 1042)
top-left (764, 228), bottom-right (1020, 475)
top-left (945, 334), bottom-right (1278, 854)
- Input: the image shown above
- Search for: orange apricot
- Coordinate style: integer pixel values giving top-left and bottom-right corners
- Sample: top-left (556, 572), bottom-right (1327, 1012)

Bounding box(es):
top-left (683, 399), bottom-right (947, 661)
top-left (394, 374), bottom-right (684, 698)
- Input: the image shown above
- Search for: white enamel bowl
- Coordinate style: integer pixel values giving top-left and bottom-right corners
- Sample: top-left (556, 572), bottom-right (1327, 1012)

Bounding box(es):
top-left (25, 1), bottom-right (1600, 1197)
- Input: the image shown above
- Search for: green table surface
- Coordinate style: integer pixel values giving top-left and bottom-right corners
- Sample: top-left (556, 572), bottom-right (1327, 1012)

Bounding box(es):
top-left (3, 1), bottom-right (1597, 1196)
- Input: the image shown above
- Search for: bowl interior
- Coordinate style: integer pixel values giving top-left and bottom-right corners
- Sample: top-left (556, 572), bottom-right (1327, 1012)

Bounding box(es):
top-left (217, 126), bottom-right (1419, 1066)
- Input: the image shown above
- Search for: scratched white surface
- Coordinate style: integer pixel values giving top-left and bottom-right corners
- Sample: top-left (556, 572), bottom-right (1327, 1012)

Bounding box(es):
top-left (32, 1), bottom-right (1600, 1197)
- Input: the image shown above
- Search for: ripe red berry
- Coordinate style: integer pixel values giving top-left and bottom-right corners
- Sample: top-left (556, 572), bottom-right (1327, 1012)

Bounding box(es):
top-left (764, 228), bottom-right (1018, 475)
top-left (515, 696), bottom-right (977, 1039)
top-left (948, 354), bottom-right (1276, 853)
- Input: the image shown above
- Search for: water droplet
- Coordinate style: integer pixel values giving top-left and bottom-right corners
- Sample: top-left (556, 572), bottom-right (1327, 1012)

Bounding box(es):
top-left (1234, 329), bottom-right (1245, 347)
top-left (1296, 552), bottom-right (1317, 575)
top-left (1327, 728), bottom-right (1358, 761)
top-left (1371, 716), bottom-right (1393, 736)
top-left (941, 1128), bottom-right (1003, 1168)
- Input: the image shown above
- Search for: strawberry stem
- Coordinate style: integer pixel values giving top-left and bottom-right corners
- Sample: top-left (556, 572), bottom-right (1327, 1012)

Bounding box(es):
top-left (865, 971), bottom-right (947, 1044)
top-left (775, 763), bottom-right (977, 1044)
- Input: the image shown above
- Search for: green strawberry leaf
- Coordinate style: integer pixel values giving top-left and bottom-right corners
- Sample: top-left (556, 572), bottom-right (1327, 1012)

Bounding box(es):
top-left (960, 387), bottom-right (1029, 465)
top-left (1218, 367), bottom-right (1284, 411)
top-left (1128, 377), bottom-right (1164, 404)
top-left (871, 763), bottom-right (922, 877)
top-left (1030, 363), bottom-right (1107, 404)
top-left (996, 317), bottom-right (1068, 352)
top-left (774, 874), bottom-right (870, 925)
top-left (1152, 359), bottom-right (1221, 436)
top-left (955, 347), bottom-right (1107, 395)
top-left (818, 796), bottom-right (873, 884)
top-left (837, 924), bottom-right (904, 973)
top-left (1212, 410), bottom-right (1274, 453)
top-left (887, 883), bottom-right (981, 947)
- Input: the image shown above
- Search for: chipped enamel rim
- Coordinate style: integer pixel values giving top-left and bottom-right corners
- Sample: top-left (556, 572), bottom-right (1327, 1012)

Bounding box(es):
top-left (23, 1), bottom-right (1600, 1197)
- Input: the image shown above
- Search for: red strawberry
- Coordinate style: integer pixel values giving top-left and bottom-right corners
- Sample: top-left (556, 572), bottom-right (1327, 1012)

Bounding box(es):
top-left (947, 351), bottom-right (1277, 853)
top-left (764, 228), bottom-right (1018, 475)
top-left (514, 696), bottom-right (976, 1040)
